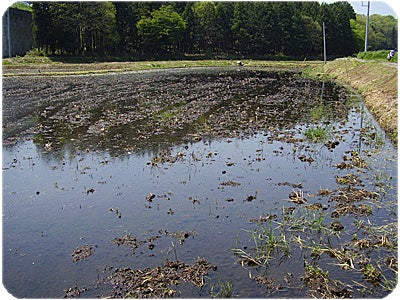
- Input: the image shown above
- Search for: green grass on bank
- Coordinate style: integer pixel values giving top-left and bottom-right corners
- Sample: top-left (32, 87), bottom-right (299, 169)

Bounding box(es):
top-left (2, 50), bottom-right (321, 76)
top-left (3, 47), bottom-right (323, 65)
top-left (320, 58), bottom-right (397, 145)
top-left (357, 50), bottom-right (398, 62)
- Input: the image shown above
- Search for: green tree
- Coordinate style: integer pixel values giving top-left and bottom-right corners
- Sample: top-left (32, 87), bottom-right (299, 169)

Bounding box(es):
top-left (114, 2), bottom-right (141, 54)
top-left (232, 2), bottom-right (275, 56)
top-left (181, 2), bottom-right (196, 53)
top-left (301, 1), bottom-right (321, 21)
top-left (350, 15), bottom-right (366, 51)
top-left (215, 2), bottom-right (234, 53)
top-left (192, 2), bottom-right (219, 54)
top-left (32, 2), bottom-right (118, 55)
top-left (320, 2), bottom-right (357, 56)
top-left (47, 2), bottom-right (80, 54)
top-left (350, 13), bottom-right (398, 51)
top-left (32, 1), bottom-right (374, 58)
top-left (32, 2), bottom-right (56, 53)
top-left (296, 15), bottom-right (322, 57)
top-left (276, 2), bottom-right (304, 56)
top-left (78, 2), bottom-right (119, 55)
top-left (11, 2), bottom-right (33, 12)
top-left (331, 1), bottom-right (357, 55)
top-left (369, 14), bottom-right (398, 50)
top-left (136, 5), bottom-right (186, 55)
top-left (231, 2), bottom-right (254, 55)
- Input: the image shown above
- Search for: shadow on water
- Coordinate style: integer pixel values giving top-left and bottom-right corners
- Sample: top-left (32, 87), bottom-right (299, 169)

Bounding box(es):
top-left (2, 67), bottom-right (397, 298)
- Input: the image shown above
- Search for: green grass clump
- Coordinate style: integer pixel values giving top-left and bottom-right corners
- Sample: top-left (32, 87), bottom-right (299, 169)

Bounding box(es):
top-left (310, 103), bottom-right (332, 123)
top-left (304, 126), bottom-right (329, 142)
top-left (357, 50), bottom-right (397, 62)
top-left (211, 280), bottom-right (233, 298)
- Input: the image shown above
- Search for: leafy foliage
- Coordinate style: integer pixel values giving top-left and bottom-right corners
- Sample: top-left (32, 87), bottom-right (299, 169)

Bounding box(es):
top-left (352, 14), bottom-right (398, 51)
top-left (32, 2), bottom-right (118, 55)
top-left (137, 5), bottom-right (186, 55)
top-left (11, 2), bottom-right (33, 12)
top-left (30, 1), bottom-right (397, 58)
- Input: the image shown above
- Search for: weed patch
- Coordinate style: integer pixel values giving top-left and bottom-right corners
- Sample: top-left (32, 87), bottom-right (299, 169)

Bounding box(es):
top-left (304, 126), bottom-right (330, 142)
top-left (234, 180), bottom-right (396, 297)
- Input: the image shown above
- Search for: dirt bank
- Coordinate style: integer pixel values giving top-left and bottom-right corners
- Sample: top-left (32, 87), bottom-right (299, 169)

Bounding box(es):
top-left (316, 59), bottom-right (398, 145)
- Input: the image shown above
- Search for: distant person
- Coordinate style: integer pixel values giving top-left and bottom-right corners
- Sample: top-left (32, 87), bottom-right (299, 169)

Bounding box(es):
top-left (387, 50), bottom-right (395, 61)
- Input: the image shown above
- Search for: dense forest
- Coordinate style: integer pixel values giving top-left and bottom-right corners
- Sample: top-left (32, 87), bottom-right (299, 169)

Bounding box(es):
top-left (29, 1), bottom-right (397, 59)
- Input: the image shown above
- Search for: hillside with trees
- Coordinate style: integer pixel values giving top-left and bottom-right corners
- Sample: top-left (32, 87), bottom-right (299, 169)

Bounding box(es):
top-left (30, 1), bottom-right (397, 59)
top-left (351, 13), bottom-right (398, 51)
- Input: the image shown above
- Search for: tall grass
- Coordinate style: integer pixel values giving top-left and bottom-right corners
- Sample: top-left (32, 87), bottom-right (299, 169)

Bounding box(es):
top-left (357, 50), bottom-right (398, 62)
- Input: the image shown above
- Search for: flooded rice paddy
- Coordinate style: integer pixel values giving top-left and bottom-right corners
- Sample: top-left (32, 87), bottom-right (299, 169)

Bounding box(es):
top-left (2, 67), bottom-right (397, 298)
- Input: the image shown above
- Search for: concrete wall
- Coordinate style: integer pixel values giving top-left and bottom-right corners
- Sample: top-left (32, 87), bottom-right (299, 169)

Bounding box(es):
top-left (3, 7), bottom-right (35, 57)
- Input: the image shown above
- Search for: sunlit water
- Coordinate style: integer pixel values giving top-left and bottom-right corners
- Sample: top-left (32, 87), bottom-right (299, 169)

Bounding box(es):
top-left (2, 68), bottom-right (397, 298)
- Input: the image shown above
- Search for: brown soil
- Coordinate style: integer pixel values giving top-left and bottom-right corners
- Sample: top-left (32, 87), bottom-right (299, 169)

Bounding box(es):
top-left (2, 69), bottom-right (350, 155)
top-left (104, 259), bottom-right (216, 298)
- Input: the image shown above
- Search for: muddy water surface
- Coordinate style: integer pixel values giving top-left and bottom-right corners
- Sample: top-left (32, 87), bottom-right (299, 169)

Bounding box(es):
top-left (2, 68), bottom-right (397, 298)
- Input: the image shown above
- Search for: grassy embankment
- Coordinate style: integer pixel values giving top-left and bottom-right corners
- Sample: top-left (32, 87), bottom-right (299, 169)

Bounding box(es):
top-left (357, 50), bottom-right (398, 62)
top-left (2, 53), bottom-right (318, 76)
top-left (305, 58), bottom-right (398, 145)
top-left (1, 59), bottom-right (304, 75)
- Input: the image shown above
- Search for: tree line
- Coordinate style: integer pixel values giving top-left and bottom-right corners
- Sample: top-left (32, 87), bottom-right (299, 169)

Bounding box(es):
top-left (351, 13), bottom-right (397, 51)
top-left (31, 1), bottom-right (397, 59)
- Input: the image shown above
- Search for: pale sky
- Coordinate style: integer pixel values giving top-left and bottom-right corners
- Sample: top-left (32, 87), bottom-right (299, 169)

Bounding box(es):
top-left (349, 1), bottom-right (398, 17)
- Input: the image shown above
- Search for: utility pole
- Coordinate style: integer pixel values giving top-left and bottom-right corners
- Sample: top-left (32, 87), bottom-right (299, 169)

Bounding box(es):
top-left (323, 22), bottom-right (326, 64)
top-left (362, 1), bottom-right (370, 52)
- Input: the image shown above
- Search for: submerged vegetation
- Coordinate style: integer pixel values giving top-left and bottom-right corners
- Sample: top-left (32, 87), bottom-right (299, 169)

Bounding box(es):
top-left (309, 103), bottom-right (333, 122)
top-left (235, 203), bottom-right (397, 297)
top-left (233, 134), bottom-right (397, 297)
top-left (104, 258), bottom-right (217, 298)
top-left (210, 280), bottom-right (233, 298)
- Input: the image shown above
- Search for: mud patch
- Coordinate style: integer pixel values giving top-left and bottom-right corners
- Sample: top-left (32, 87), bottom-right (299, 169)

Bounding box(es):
top-left (330, 188), bottom-right (378, 217)
top-left (2, 68), bottom-right (349, 155)
top-left (71, 245), bottom-right (96, 263)
top-left (63, 284), bottom-right (88, 298)
top-left (112, 234), bottom-right (144, 253)
top-left (104, 259), bottom-right (216, 298)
